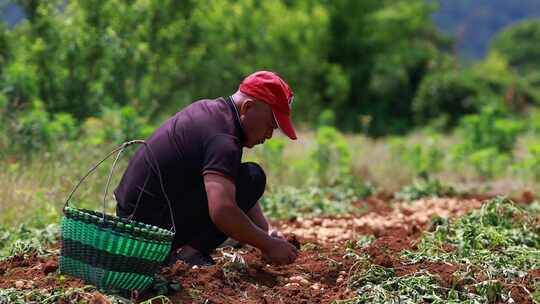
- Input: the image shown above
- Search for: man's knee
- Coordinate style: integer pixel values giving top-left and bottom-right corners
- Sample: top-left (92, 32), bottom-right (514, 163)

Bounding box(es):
top-left (236, 162), bottom-right (266, 211)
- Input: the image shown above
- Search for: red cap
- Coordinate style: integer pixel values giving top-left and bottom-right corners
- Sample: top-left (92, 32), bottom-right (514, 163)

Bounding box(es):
top-left (239, 71), bottom-right (297, 140)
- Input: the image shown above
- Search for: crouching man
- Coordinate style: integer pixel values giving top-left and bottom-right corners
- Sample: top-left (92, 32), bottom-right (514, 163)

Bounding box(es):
top-left (114, 71), bottom-right (299, 266)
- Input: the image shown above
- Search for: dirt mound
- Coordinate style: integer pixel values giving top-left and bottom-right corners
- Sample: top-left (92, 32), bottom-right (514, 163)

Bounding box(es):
top-left (160, 236), bottom-right (355, 304)
top-left (0, 254), bottom-right (83, 290)
top-left (279, 197), bottom-right (483, 243)
top-left (0, 195), bottom-right (493, 303)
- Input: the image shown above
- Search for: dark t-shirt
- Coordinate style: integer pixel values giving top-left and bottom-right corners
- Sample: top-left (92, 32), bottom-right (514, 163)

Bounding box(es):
top-left (114, 97), bottom-right (245, 216)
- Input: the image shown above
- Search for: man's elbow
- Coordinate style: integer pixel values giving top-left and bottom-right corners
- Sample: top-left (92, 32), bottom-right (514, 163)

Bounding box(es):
top-left (208, 202), bottom-right (235, 226)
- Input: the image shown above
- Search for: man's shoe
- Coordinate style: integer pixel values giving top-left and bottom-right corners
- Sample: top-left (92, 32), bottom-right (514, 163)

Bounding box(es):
top-left (164, 248), bottom-right (215, 267)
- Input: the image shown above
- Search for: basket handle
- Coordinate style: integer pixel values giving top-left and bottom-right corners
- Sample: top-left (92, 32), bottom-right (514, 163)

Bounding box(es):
top-left (63, 140), bottom-right (176, 233)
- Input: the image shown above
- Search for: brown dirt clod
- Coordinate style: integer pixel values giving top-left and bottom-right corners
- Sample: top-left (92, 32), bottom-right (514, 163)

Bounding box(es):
top-left (42, 260), bottom-right (58, 275)
top-left (286, 234), bottom-right (301, 250)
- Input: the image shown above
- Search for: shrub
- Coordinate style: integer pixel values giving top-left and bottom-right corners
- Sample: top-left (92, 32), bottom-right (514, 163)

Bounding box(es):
top-left (260, 185), bottom-right (365, 220)
top-left (309, 126), bottom-right (352, 186)
top-left (100, 105), bottom-right (154, 143)
top-left (5, 100), bottom-right (79, 157)
top-left (458, 105), bottom-right (524, 154)
top-left (256, 137), bottom-right (286, 171)
top-left (395, 177), bottom-right (456, 201)
top-left (317, 108), bottom-right (336, 128)
top-left (412, 69), bottom-right (481, 129)
top-left (514, 143), bottom-right (540, 181)
top-left (490, 19), bottom-right (540, 75)
top-left (468, 147), bottom-right (511, 178)
top-left (390, 135), bottom-right (444, 177)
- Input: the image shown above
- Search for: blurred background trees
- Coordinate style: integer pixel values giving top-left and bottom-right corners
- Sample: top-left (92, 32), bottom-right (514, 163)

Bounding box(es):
top-left (0, 0), bottom-right (539, 155)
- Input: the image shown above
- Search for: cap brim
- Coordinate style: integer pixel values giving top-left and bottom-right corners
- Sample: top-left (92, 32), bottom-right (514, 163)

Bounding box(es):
top-left (273, 110), bottom-right (297, 140)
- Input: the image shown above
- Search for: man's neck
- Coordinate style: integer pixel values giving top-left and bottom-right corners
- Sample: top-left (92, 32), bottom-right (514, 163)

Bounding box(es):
top-left (227, 95), bottom-right (247, 144)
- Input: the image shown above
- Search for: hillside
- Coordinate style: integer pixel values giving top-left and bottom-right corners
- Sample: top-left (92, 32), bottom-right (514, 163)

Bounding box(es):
top-left (433, 0), bottom-right (540, 59)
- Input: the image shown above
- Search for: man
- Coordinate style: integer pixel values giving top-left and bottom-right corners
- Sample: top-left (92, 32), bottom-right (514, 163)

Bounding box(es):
top-left (114, 71), bottom-right (299, 266)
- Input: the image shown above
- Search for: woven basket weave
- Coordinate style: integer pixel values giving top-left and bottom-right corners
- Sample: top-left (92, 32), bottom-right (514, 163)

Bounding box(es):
top-left (59, 140), bottom-right (176, 292)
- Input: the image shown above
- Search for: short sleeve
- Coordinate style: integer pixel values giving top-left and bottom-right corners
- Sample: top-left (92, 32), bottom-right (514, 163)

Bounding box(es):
top-left (202, 134), bottom-right (242, 180)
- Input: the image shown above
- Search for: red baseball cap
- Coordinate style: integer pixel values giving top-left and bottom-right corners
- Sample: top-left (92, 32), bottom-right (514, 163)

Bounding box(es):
top-left (239, 71), bottom-right (297, 140)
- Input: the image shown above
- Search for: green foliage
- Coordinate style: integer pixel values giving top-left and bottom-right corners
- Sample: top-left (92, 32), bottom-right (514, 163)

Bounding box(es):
top-left (4, 0), bottom-right (536, 152)
top-left (490, 20), bottom-right (540, 75)
top-left (5, 100), bottom-right (79, 156)
top-left (341, 262), bottom-right (484, 303)
top-left (309, 126), bottom-right (352, 186)
top-left (513, 143), bottom-right (540, 181)
top-left (413, 69), bottom-right (484, 129)
top-left (317, 108), bottom-right (336, 128)
top-left (260, 183), bottom-right (371, 220)
top-left (395, 178), bottom-right (457, 201)
top-left (328, 0), bottom-right (448, 134)
top-left (342, 198), bottom-right (540, 303)
top-left (0, 0), bottom-right (538, 151)
top-left (447, 106), bottom-right (524, 177)
top-left (404, 198), bottom-right (540, 280)
top-left (0, 223), bottom-right (59, 259)
top-left (390, 135), bottom-right (444, 177)
top-left (101, 105), bottom-right (154, 142)
top-left (467, 148), bottom-right (511, 178)
top-left (0, 286), bottom-right (131, 304)
top-left (1, 0), bottom-right (450, 141)
top-left (253, 137), bottom-right (286, 174)
top-left (1, 0), bottom-right (340, 123)
top-left (458, 106), bottom-right (524, 154)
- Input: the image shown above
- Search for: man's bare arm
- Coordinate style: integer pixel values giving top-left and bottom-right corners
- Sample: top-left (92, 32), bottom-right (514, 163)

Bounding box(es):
top-left (247, 203), bottom-right (269, 232)
top-left (204, 173), bottom-right (298, 264)
top-left (247, 202), bottom-right (286, 239)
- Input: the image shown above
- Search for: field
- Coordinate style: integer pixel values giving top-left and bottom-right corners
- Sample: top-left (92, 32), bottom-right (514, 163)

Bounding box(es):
top-left (2, 189), bottom-right (540, 303)
top-left (2, 128), bottom-right (540, 303)
top-left (3, 1), bottom-right (540, 303)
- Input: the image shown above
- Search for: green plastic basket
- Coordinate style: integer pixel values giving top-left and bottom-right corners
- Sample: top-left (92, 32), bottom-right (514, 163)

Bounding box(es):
top-left (59, 140), bottom-right (176, 292)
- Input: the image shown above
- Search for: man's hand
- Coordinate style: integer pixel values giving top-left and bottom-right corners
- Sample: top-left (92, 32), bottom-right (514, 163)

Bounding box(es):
top-left (261, 237), bottom-right (298, 265)
top-left (204, 173), bottom-right (298, 265)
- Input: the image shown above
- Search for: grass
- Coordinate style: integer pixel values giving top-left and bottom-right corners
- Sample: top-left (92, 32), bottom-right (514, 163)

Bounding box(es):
top-left (0, 141), bottom-right (132, 227)
top-left (3, 128), bottom-right (540, 226)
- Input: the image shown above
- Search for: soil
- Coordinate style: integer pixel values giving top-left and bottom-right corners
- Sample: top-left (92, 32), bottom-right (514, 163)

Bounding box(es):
top-left (285, 234), bottom-right (301, 250)
top-left (0, 194), bottom-right (537, 303)
top-left (0, 255), bottom-right (84, 290)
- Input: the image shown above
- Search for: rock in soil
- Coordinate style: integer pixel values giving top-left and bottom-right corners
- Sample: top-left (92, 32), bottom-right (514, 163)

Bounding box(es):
top-left (42, 260), bottom-right (58, 275)
top-left (286, 233), bottom-right (301, 250)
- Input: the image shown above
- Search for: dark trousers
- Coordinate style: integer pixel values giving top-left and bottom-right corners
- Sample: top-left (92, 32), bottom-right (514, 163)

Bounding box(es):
top-left (116, 162), bottom-right (266, 254)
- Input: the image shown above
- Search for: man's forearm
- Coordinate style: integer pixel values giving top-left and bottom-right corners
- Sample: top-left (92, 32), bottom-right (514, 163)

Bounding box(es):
top-left (210, 204), bottom-right (271, 251)
top-left (247, 203), bottom-right (270, 232)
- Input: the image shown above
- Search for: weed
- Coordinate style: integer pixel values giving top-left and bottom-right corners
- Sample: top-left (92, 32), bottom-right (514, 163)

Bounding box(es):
top-left (341, 197), bottom-right (540, 303)
top-left (301, 242), bottom-right (319, 251)
top-left (0, 223), bottom-right (59, 259)
top-left (261, 184), bottom-right (371, 220)
top-left (395, 177), bottom-right (457, 201)
top-left (0, 286), bottom-right (123, 304)
top-left (220, 252), bottom-right (248, 285)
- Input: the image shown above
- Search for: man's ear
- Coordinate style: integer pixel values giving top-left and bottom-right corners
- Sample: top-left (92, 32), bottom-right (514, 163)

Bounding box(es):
top-left (239, 99), bottom-right (255, 116)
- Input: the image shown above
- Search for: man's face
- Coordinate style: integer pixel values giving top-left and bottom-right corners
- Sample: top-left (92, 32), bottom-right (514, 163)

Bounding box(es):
top-left (239, 100), bottom-right (278, 148)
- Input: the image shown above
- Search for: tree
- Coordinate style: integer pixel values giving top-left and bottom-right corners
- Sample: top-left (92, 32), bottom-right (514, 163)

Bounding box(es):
top-left (326, 0), bottom-right (449, 135)
top-left (491, 19), bottom-right (540, 75)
